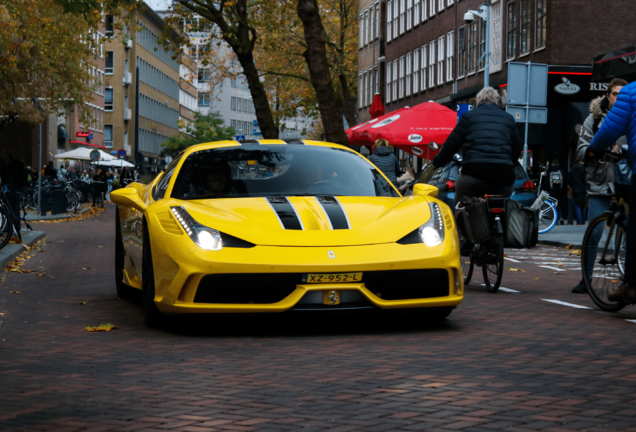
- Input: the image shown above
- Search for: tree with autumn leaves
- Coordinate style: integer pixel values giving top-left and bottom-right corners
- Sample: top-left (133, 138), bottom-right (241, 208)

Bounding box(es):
top-left (170, 0), bottom-right (358, 145)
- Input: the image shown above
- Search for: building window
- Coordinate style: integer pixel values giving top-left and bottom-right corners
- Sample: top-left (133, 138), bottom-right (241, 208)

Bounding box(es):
top-left (430, 0), bottom-right (435, 16)
top-left (413, 49), bottom-right (419, 93)
top-left (507, 2), bottom-right (517, 59)
top-left (406, 0), bottom-right (412, 31)
top-left (231, 96), bottom-right (255, 113)
top-left (422, 0), bottom-right (428, 21)
top-left (398, 56), bottom-right (404, 99)
top-left (386, 66), bottom-right (392, 102)
top-left (392, 60), bottom-right (398, 101)
top-left (535, 0), bottom-right (546, 49)
top-left (467, 21), bottom-right (477, 74)
top-left (363, 72), bottom-right (368, 106)
top-left (420, 45), bottom-right (427, 91)
top-left (359, 12), bottom-right (364, 47)
top-left (364, 10), bottom-right (369, 45)
top-left (457, 26), bottom-right (466, 77)
top-left (479, 18), bottom-right (486, 70)
top-left (429, 40), bottom-right (435, 89)
top-left (198, 69), bottom-right (210, 82)
top-left (198, 92), bottom-right (210, 107)
top-left (393, 0), bottom-right (399, 39)
top-left (399, 0), bottom-right (405, 34)
top-left (105, 51), bottom-right (114, 74)
top-left (104, 125), bottom-right (113, 148)
top-left (448, 0), bottom-right (454, 5)
top-left (438, 0), bottom-right (444, 11)
top-left (405, 53), bottom-right (412, 96)
top-left (105, 15), bottom-right (114, 37)
top-left (520, 0), bottom-right (531, 54)
top-left (370, 6), bottom-right (375, 40)
top-left (387, 1), bottom-right (392, 43)
top-left (414, 0), bottom-right (420, 26)
top-left (359, 74), bottom-right (364, 106)
top-left (105, 88), bottom-right (113, 111)
top-left (446, 30), bottom-right (454, 81)
top-left (437, 36), bottom-right (444, 85)
top-left (375, 3), bottom-right (380, 37)
top-left (374, 66), bottom-right (379, 98)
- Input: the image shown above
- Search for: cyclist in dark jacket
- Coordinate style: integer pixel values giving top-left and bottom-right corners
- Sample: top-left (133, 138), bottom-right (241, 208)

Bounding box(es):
top-left (433, 87), bottom-right (522, 205)
top-left (368, 139), bottom-right (400, 189)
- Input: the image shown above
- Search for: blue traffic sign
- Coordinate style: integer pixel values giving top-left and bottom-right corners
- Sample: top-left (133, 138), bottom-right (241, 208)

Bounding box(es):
top-left (235, 135), bottom-right (246, 140)
top-left (457, 104), bottom-right (473, 121)
top-left (117, 149), bottom-right (127, 159)
top-left (253, 131), bottom-right (263, 136)
top-left (252, 120), bottom-right (258, 127)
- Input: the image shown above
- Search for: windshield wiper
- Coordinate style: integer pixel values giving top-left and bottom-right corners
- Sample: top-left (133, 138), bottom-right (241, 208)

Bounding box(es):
top-left (179, 193), bottom-right (223, 200)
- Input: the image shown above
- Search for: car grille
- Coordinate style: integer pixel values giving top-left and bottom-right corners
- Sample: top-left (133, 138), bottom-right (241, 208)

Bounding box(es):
top-left (193, 269), bottom-right (449, 304)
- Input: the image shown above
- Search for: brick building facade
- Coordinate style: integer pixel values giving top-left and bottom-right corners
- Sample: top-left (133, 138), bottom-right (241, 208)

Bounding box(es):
top-left (358, 0), bottom-right (636, 167)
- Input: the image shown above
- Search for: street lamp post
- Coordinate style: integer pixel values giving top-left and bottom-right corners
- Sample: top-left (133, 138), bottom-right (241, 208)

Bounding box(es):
top-left (465, 2), bottom-right (492, 88)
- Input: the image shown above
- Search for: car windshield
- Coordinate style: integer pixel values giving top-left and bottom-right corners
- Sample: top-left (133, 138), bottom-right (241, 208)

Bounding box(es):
top-left (171, 145), bottom-right (399, 199)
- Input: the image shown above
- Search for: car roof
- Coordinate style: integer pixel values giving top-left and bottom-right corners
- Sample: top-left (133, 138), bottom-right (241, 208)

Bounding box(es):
top-left (179, 139), bottom-right (353, 159)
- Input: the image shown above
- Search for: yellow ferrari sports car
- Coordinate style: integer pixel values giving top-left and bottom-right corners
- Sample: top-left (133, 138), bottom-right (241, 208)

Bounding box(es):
top-left (110, 139), bottom-right (463, 326)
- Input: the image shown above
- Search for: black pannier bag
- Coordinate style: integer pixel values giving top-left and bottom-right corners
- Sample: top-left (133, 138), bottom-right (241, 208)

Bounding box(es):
top-left (504, 199), bottom-right (538, 249)
top-left (455, 197), bottom-right (492, 243)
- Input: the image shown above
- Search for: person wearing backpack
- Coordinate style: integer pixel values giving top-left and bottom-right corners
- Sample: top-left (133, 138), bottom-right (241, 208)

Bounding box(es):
top-left (586, 80), bottom-right (636, 303)
top-left (572, 78), bottom-right (627, 294)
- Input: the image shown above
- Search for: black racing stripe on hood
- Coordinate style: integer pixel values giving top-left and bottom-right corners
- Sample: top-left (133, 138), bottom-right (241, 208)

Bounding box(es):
top-left (266, 197), bottom-right (303, 230)
top-left (316, 196), bottom-right (350, 230)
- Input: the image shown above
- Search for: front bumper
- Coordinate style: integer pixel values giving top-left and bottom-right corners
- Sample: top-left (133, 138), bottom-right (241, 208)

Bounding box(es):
top-left (145, 219), bottom-right (464, 314)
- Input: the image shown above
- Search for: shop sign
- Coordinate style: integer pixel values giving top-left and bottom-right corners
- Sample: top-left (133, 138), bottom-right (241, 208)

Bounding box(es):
top-left (371, 114), bottom-right (400, 128)
top-left (407, 134), bottom-right (423, 143)
top-left (554, 77), bottom-right (581, 95)
top-left (77, 131), bottom-right (93, 139)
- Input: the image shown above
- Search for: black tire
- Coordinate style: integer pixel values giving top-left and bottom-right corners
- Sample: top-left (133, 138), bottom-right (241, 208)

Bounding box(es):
top-left (461, 256), bottom-right (474, 285)
top-left (427, 307), bottom-right (453, 320)
top-left (482, 237), bottom-right (504, 293)
top-left (582, 214), bottom-right (626, 312)
top-left (142, 220), bottom-right (164, 327)
top-left (115, 209), bottom-right (132, 299)
top-left (0, 206), bottom-right (12, 250)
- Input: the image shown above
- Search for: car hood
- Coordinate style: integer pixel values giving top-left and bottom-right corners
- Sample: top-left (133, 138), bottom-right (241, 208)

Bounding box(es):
top-left (178, 196), bottom-right (432, 247)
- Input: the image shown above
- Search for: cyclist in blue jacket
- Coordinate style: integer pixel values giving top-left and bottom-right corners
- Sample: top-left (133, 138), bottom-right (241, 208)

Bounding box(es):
top-left (589, 80), bottom-right (636, 303)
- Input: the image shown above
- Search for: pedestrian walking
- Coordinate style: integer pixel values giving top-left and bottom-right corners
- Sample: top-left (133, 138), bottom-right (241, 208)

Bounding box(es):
top-left (44, 161), bottom-right (57, 179)
top-left (568, 157), bottom-right (587, 225)
top-left (545, 159), bottom-right (566, 223)
top-left (572, 78), bottom-right (628, 294)
top-left (587, 80), bottom-right (636, 303)
top-left (368, 139), bottom-right (400, 189)
top-left (92, 168), bottom-right (107, 206)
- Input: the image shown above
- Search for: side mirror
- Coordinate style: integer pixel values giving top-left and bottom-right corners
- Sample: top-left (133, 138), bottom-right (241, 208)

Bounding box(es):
top-left (412, 183), bottom-right (439, 197)
top-left (110, 187), bottom-right (147, 212)
top-left (428, 142), bottom-right (439, 151)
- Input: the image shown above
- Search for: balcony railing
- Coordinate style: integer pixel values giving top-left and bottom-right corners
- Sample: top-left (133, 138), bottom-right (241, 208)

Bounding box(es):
top-left (124, 108), bottom-right (132, 121)
top-left (122, 72), bottom-right (132, 85)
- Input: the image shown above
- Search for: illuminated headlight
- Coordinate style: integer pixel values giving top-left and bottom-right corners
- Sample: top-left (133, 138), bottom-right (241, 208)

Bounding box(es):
top-left (418, 203), bottom-right (445, 247)
top-left (171, 207), bottom-right (223, 250)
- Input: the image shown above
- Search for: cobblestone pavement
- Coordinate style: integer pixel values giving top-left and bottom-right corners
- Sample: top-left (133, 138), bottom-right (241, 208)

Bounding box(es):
top-left (2, 205), bottom-right (636, 431)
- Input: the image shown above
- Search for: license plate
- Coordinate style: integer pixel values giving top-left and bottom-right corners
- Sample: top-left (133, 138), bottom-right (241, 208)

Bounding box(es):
top-left (302, 272), bottom-right (363, 283)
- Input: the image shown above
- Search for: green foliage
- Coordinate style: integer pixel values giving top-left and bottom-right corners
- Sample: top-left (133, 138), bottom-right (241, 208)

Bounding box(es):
top-left (161, 112), bottom-right (236, 158)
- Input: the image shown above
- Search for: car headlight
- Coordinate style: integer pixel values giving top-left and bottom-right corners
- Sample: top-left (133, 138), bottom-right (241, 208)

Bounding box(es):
top-left (396, 202), bottom-right (446, 246)
top-left (419, 202), bottom-right (445, 246)
top-left (171, 206), bottom-right (223, 251)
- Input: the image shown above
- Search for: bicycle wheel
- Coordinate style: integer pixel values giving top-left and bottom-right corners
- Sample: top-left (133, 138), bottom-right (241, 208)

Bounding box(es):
top-left (538, 201), bottom-right (557, 234)
top-left (582, 213), bottom-right (626, 312)
top-left (482, 238), bottom-right (504, 293)
top-left (461, 256), bottom-right (474, 285)
top-left (0, 206), bottom-right (12, 250)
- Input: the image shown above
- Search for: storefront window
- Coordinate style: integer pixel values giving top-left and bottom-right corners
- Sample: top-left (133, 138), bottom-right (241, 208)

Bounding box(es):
top-left (535, 0), bottom-right (547, 49)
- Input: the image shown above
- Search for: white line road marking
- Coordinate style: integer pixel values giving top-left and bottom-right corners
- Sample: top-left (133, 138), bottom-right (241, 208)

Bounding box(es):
top-left (504, 257), bottom-right (521, 263)
top-left (541, 299), bottom-right (592, 309)
top-left (538, 265), bottom-right (567, 271)
top-left (626, 320), bottom-right (636, 324)
top-left (481, 284), bottom-right (521, 293)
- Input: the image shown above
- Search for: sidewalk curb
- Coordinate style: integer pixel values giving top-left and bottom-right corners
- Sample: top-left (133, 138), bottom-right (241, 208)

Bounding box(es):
top-left (537, 239), bottom-right (582, 249)
top-left (0, 231), bottom-right (46, 271)
top-left (25, 206), bottom-right (90, 222)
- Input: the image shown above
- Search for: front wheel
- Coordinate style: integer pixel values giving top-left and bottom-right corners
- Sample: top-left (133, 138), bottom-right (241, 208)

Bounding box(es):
top-left (538, 201), bottom-right (557, 234)
top-left (461, 256), bottom-right (474, 285)
top-left (582, 214), bottom-right (626, 312)
top-left (0, 206), bottom-right (12, 250)
top-left (482, 238), bottom-right (504, 293)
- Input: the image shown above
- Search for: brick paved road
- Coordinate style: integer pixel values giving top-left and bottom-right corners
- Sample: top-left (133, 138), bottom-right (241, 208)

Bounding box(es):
top-left (2, 205), bottom-right (636, 431)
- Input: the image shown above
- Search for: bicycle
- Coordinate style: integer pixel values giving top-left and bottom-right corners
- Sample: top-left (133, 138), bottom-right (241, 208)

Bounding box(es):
top-left (0, 189), bottom-right (33, 250)
top-left (582, 197), bottom-right (629, 312)
top-left (535, 170), bottom-right (559, 234)
top-left (457, 195), bottom-right (506, 293)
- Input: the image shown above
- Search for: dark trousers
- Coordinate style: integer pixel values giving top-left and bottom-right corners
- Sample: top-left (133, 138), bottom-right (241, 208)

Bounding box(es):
top-left (625, 176), bottom-right (636, 287)
top-left (573, 204), bottom-right (587, 225)
top-left (454, 173), bottom-right (514, 207)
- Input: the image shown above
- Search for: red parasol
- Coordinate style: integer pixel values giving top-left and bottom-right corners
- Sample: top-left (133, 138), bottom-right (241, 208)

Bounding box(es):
top-left (345, 107), bottom-right (410, 147)
top-left (365, 102), bottom-right (456, 159)
top-left (369, 93), bottom-right (386, 119)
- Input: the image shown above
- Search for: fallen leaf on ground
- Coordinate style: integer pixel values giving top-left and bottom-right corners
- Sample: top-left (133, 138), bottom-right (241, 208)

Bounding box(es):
top-left (37, 274), bottom-right (45, 277)
top-left (22, 270), bottom-right (32, 273)
top-left (9, 291), bottom-right (20, 294)
top-left (79, 301), bottom-right (86, 305)
top-left (84, 323), bottom-right (120, 332)
top-left (568, 250), bottom-right (582, 256)
top-left (534, 278), bottom-right (540, 280)
top-left (508, 268), bottom-right (526, 272)
top-left (556, 260), bottom-right (562, 263)
top-left (97, 246), bottom-right (102, 248)
top-left (565, 244), bottom-right (573, 249)
top-left (611, 280), bottom-right (620, 283)
top-left (504, 254), bottom-right (508, 257)
top-left (0, 313), bottom-right (6, 316)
